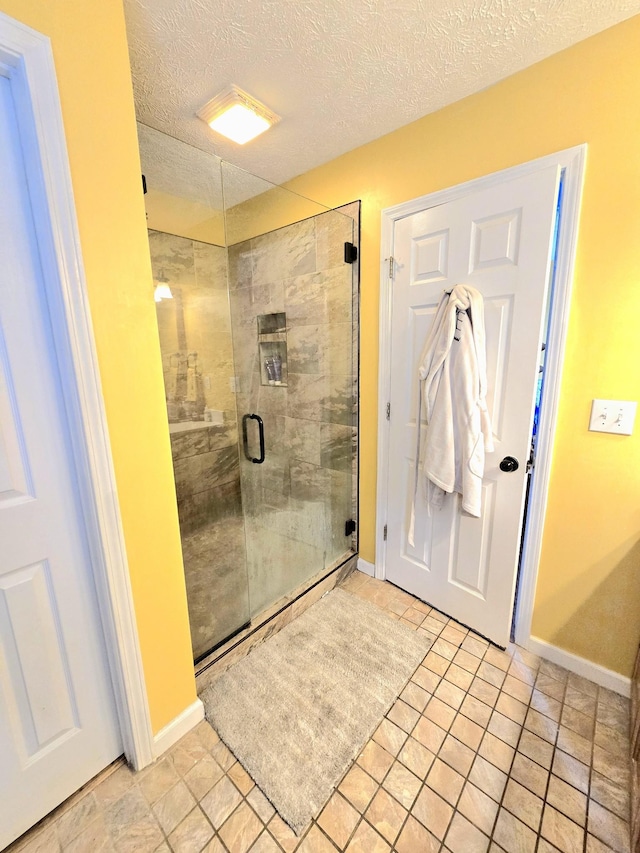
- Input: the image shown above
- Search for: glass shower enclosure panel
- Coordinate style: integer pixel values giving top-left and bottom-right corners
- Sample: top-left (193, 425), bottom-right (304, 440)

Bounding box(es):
top-left (223, 161), bottom-right (356, 616)
top-left (138, 125), bottom-right (251, 659)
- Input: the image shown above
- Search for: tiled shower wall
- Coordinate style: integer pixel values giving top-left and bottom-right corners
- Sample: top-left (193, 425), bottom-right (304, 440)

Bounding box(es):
top-left (228, 208), bottom-right (358, 616)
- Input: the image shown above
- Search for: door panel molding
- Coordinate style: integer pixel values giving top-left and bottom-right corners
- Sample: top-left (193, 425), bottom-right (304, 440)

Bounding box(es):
top-left (378, 146), bottom-right (586, 649)
top-left (0, 13), bottom-right (154, 769)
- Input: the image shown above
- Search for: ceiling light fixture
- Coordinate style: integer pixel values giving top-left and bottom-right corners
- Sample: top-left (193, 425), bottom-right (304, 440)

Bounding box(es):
top-left (197, 85), bottom-right (280, 145)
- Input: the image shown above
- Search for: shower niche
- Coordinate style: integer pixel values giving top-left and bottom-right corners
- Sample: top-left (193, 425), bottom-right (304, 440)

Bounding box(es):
top-left (139, 122), bottom-right (359, 665)
top-left (258, 313), bottom-right (287, 386)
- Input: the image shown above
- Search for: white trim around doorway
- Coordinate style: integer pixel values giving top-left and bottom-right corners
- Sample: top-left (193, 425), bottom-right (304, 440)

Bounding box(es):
top-left (0, 13), bottom-right (155, 769)
top-left (376, 145), bottom-right (587, 650)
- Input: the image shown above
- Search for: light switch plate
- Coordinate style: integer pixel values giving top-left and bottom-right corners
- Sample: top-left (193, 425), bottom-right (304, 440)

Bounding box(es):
top-left (589, 399), bottom-right (637, 435)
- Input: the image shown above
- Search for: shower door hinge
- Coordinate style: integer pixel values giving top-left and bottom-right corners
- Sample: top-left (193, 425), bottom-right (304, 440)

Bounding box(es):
top-left (345, 519), bottom-right (357, 536)
top-left (383, 524), bottom-right (388, 541)
top-left (344, 242), bottom-right (358, 264)
top-left (388, 256), bottom-right (395, 279)
top-left (386, 402), bottom-right (391, 420)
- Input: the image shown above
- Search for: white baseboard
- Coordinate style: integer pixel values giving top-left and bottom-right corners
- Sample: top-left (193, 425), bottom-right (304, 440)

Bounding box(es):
top-left (153, 698), bottom-right (204, 758)
top-left (357, 558), bottom-right (375, 577)
top-left (526, 636), bottom-right (630, 698)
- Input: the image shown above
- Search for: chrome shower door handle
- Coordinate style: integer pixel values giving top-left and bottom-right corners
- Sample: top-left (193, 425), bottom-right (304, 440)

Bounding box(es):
top-left (242, 413), bottom-right (265, 464)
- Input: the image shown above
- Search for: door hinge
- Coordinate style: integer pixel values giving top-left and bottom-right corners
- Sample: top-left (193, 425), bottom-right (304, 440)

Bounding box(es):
top-left (344, 242), bottom-right (358, 264)
top-left (345, 518), bottom-right (357, 536)
top-left (388, 256), bottom-right (394, 279)
top-left (383, 524), bottom-right (388, 541)
top-left (386, 402), bottom-right (391, 420)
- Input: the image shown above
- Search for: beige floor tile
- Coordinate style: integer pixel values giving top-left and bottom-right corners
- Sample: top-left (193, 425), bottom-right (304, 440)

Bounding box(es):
top-left (386, 699), bottom-right (420, 734)
top-left (424, 651), bottom-right (451, 676)
top-left (541, 805), bottom-right (585, 852)
top-left (445, 663), bottom-right (474, 691)
top-left (139, 760), bottom-right (180, 806)
top-left (424, 696), bottom-right (456, 730)
top-left (468, 756), bottom-right (508, 803)
top-left (478, 732), bottom-right (515, 774)
top-left (344, 820), bottom-right (390, 853)
top-left (152, 780), bottom-right (196, 836)
top-left (495, 692), bottom-right (528, 726)
top-left (11, 824), bottom-right (61, 853)
top-left (511, 647), bottom-right (540, 671)
top-left (441, 625), bottom-right (467, 647)
top-left (530, 689), bottom-right (562, 723)
top-left (537, 841), bottom-right (561, 853)
top-left (267, 814), bottom-right (300, 853)
top-left (565, 686), bottom-right (597, 717)
top-left (535, 672), bottom-right (566, 703)
top-left (412, 716), bottom-right (447, 753)
top-left (200, 776), bottom-right (243, 830)
top-left (412, 665), bottom-right (442, 694)
top-left (587, 800), bottom-right (631, 853)
top-left (592, 745), bottom-right (630, 788)
top-left (477, 661), bottom-right (506, 689)
top-left (297, 826), bottom-right (339, 853)
top-left (597, 702), bottom-right (630, 732)
top-left (228, 761), bottom-right (255, 796)
top-left (562, 704), bottom-right (595, 740)
top-left (403, 606), bottom-right (426, 625)
top-left (183, 755), bottom-right (224, 801)
top-left (435, 679), bottom-right (466, 710)
top-left (400, 681), bottom-right (430, 713)
top-left (546, 775), bottom-right (587, 826)
top-left (426, 758), bottom-right (464, 806)
top-left (92, 765), bottom-right (135, 810)
top-left (508, 660), bottom-right (537, 687)
top-left (338, 765), bottom-right (379, 813)
top-left (317, 792), bottom-right (359, 849)
top-left (432, 638), bottom-right (458, 661)
top-left (63, 814), bottom-right (111, 853)
top-left (552, 749), bottom-right (590, 794)
top-left (450, 713), bottom-right (484, 751)
top-left (57, 794), bottom-right (100, 847)
top-left (518, 730), bottom-right (554, 770)
top-left (539, 660), bottom-right (569, 684)
top-left (460, 695), bottom-right (492, 727)
top-left (595, 722), bottom-right (629, 761)
top-left (457, 782), bottom-right (498, 836)
top-left (484, 647), bottom-right (511, 672)
top-left (453, 649), bottom-right (481, 674)
top-left (111, 815), bottom-right (163, 853)
top-left (195, 720), bottom-right (220, 751)
top-left (493, 808), bottom-right (537, 853)
top-left (219, 802), bottom-right (264, 853)
top-left (590, 770), bottom-right (630, 820)
top-left (488, 710), bottom-right (521, 747)
top-left (461, 635), bottom-right (488, 659)
top-left (502, 675), bottom-right (533, 705)
top-left (365, 788), bottom-right (407, 844)
top-left (381, 761), bottom-right (421, 809)
top-left (556, 725), bottom-right (593, 764)
top-left (398, 736), bottom-right (435, 780)
top-left (394, 815), bottom-right (439, 853)
top-left (167, 806), bottom-right (214, 853)
top-left (412, 785), bottom-right (454, 840)
top-left (510, 752), bottom-right (549, 799)
top-left (445, 812), bottom-right (489, 853)
top-left (439, 734), bottom-right (475, 776)
top-left (524, 708), bottom-right (559, 743)
top-left (210, 741), bottom-right (236, 772)
top-left (170, 732), bottom-right (209, 776)
top-left (357, 740), bottom-right (395, 783)
top-left (568, 673), bottom-right (598, 698)
top-left (246, 788), bottom-right (275, 825)
top-left (103, 788), bottom-right (150, 841)
top-left (587, 833), bottom-right (618, 853)
top-left (372, 718), bottom-right (408, 757)
top-left (502, 779), bottom-right (543, 831)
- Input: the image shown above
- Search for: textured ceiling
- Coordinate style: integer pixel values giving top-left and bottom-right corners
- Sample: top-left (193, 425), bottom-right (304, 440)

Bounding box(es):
top-left (125, 0), bottom-right (640, 187)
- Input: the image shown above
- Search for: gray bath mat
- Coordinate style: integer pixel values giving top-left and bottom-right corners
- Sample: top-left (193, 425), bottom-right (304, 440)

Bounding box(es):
top-left (200, 587), bottom-right (432, 834)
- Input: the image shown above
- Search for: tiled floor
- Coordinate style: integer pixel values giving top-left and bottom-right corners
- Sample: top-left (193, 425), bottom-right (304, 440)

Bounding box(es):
top-left (8, 570), bottom-right (631, 853)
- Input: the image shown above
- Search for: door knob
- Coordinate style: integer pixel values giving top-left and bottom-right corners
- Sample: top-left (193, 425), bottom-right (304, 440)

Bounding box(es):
top-left (499, 456), bottom-right (519, 473)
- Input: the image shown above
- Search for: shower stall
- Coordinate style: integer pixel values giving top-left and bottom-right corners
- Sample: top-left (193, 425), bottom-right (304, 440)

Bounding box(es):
top-left (138, 125), bottom-right (359, 664)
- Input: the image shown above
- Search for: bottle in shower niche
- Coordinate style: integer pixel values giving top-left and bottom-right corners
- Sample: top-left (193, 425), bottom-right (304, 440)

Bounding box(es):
top-left (272, 353), bottom-right (282, 385)
top-left (264, 356), bottom-right (276, 385)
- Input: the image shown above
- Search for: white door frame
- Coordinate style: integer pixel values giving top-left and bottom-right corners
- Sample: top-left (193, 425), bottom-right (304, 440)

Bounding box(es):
top-left (377, 146), bottom-right (586, 649)
top-left (0, 13), bottom-right (155, 768)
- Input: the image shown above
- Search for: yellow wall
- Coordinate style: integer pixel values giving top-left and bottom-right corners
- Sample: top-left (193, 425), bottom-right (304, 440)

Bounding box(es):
top-left (0, 0), bottom-right (196, 731)
top-left (287, 16), bottom-right (640, 677)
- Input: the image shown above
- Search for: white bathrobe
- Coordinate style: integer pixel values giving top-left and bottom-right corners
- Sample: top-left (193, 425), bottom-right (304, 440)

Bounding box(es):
top-left (410, 285), bottom-right (493, 540)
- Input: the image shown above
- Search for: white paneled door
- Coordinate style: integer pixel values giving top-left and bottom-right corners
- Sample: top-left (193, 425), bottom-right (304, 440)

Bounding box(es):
top-left (0, 75), bottom-right (121, 847)
top-left (386, 165), bottom-right (561, 647)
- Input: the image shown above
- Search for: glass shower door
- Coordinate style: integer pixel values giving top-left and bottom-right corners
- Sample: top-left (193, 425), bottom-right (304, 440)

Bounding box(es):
top-left (225, 180), bottom-right (356, 616)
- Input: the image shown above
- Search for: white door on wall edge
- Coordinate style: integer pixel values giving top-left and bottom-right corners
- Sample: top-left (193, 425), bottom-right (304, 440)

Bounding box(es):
top-left (385, 164), bottom-right (561, 647)
top-left (0, 75), bottom-right (121, 848)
